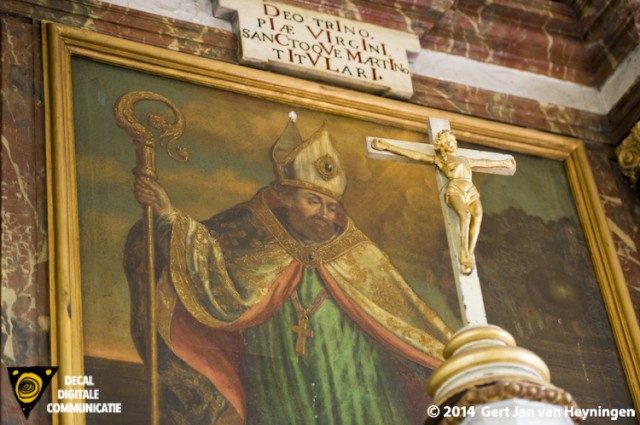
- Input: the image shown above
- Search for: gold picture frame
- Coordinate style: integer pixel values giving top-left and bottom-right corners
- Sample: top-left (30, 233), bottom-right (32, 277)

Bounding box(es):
top-left (43, 21), bottom-right (639, 424)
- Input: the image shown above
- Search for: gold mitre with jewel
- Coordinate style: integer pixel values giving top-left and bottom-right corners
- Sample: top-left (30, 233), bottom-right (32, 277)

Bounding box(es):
top-left (271, 111), bottom-right (347, 200)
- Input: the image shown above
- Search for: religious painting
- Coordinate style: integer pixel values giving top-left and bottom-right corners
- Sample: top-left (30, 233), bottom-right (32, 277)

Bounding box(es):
top-left (43, 22), bottom-right (639, 424)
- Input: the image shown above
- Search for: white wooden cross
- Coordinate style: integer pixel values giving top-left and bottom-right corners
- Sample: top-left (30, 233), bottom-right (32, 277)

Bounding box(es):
top-left (366, 118), bottom-right (516, 326)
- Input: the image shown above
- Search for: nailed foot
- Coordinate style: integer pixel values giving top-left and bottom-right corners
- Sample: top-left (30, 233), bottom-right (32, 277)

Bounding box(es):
top-left (459, 251), bottom-right (476, 275)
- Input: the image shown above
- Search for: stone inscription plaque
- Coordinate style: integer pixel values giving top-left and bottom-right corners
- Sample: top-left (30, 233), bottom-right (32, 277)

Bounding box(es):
top-left (214, 0), bottom-right (421, 98)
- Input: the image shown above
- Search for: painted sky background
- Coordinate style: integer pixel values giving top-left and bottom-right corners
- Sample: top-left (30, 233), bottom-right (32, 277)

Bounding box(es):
top-left (71, 57), bottom-right (578, 363)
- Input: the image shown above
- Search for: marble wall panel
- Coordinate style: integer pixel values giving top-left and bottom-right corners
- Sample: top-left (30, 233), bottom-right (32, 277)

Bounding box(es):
top-left (608, 78), bottom-right (640, 144)
top-left (411, 74), bottom-right (610, 144)
top-left (1, 17), bottom-right (51, 424)
top-left (585, 146), bottom-right (640, 321)
top-left (578, 0), bottom-right (640, 86)
top-left (423, 2), bottom-right (595, 85)
top-left (4, 0), bottom-right (237, 63)
top-left (424, 0), bottom-right (640, 87)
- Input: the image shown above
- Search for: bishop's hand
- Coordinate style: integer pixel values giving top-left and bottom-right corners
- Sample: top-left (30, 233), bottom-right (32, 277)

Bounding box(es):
top-left (134, 176), bottom-right (174, 217)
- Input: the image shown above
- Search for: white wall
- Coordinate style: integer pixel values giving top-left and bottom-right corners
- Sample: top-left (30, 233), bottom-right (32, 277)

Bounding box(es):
top-left (105, 0), bottom-right (230, 28)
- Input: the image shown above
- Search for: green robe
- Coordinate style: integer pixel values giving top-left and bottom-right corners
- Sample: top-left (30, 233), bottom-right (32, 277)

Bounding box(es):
top-left (125, 187), bottom-right (452, 424)
top-left (243, 267), bottom-right (412, 424)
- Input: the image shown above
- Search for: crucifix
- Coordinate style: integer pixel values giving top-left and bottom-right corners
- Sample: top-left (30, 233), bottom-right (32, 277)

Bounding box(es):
top-left (366, 118), bottom-right (516, 326)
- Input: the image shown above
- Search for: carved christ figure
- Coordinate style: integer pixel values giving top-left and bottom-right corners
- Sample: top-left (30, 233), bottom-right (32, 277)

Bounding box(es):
top-left (372, 130), bottom-right (516, 275)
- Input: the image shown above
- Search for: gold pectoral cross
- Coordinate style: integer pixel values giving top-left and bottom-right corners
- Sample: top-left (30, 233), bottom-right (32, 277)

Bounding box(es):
top-left (291, 317), bottom-right (314, 356)
top-left (290, 288), bottom-right (328, 356)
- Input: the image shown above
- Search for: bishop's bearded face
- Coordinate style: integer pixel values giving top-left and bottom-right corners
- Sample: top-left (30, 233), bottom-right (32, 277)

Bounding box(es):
top-left (284, 188), bottom-right (341, 243)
